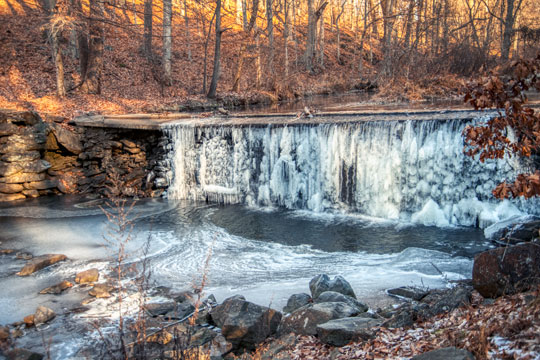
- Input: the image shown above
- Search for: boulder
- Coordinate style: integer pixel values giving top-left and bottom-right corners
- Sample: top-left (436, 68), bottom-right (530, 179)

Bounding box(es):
top-left (75, 268), bottom-right (99, 284)
top-left (210, 295), bottom-right (282, 350)
top-left (314, 291), bottom-right (368, 313)
top-left (17, 254), bottom-right (67, 276)
top-left (283, 293), bottom-right (312, 314)
top-left (382, 307), bottom-right (416, 328)
top-left (309, 274), bottom-right (356, 299)
top-left (387, 286), bottom-right (429, 301)
top-left (472, 243), bottom-right (540, 298)
top-left (278, 302), bottom-right (360, 336)
top-left (49, 123), bottom-right (83, 154)
top-left (39, 280), bottom-right (73, 294)
top-left (316, 317), bottom-right (382, 346)
top-left (411, 347), bottom-right (475, 360)
top-left (89, 284), bottom-right (112, 298)
top-left (144, 301), bottom-right (177, 316)
top-left (484, 215), bottom-right (540, 245)
top-left (4, 348), bottom-right (44, 360)
top-left (33, 306), bottom-right (55, 325)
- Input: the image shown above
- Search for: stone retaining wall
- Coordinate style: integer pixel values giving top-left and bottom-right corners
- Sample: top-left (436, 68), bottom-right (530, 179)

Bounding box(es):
top-left (0, 110), bottom-right (171, 201)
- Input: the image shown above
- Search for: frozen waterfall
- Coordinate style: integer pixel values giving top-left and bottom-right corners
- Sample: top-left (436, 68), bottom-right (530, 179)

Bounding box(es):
top-left (166, 115), bottom-right (539, 228)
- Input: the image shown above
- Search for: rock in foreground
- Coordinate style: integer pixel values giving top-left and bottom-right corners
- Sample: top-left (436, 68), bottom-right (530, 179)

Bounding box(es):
top-left (316, 317), bottom-right (382, 346)
top-left (309, 274), bottom-right (356, 299)
top-left (279, 302), bottom-right (360, 336)
top-left (210, 295), bottom-right (282, 350)
top-left (472, 243), bottom-right (540, 298)
top-left (75, 268), bottom-right (99, 284)
top-left (16, 254), bottom-right (67, 276)
top-left (39, 280), bottom-right (73, 294)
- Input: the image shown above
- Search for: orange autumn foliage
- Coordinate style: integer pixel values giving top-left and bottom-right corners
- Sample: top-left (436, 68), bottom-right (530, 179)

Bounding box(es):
top-left (463, 53), bottom-right (540, 199)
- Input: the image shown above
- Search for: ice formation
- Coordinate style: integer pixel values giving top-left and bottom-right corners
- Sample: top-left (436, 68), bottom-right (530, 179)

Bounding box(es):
top-left (166, 117), bottom-right (539, 227)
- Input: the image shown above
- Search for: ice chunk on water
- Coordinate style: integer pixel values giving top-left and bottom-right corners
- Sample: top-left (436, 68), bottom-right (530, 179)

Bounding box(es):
top-left (411, 199), bottom-right (450, 227)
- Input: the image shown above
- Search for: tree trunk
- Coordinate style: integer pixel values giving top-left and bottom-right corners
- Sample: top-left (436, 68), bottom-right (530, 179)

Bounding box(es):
top-left (163, 0), bottom-right (172, 85)
top-left (404, 0), bottom-right (415, 49)
top-left (266, 0), bottom-right (274, 73)
top-left (82, 0), bottom-right (103, 94)
top-left (52, 29), bottom-right (66, 97)
top-left (501, 0), bottom-right (520, 61)
top-left (184, 0), bottom-right (192, 61)
top-left (207, 0), bottom-right (222, 99)
top-left (305, 0), bottom-right (315, 72)
top-left (143, 0), bottom-right (153, 58)
top-left (318, 11), bottom-right (324, 66)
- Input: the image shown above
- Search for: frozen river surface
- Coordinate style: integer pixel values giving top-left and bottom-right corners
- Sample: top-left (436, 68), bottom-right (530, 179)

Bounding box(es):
top-left (0, 195), bottom-right (491, 325)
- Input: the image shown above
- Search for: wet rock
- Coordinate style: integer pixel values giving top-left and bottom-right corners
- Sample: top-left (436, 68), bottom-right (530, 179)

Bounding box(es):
top-left (484, 215), bottom-right (540, 245)
top-left (283, 293), bottom-right (312, 314)
top-left (0, 249), bottom-right (15, 254)
top-left (89, 284), bottom-right (112, 298)
top-left (75, 268), bottom-right (99, 284)
top-left (4, 348), bottom-right (44, 360)
top-left (16, 254), bottom-right (67, 276)
top-left (309, 274), bottom-right (356, 299)
top-left (23, 315), bottom-right (34, 327)
top-left (33, 306), bottom-right (55, 325)
top-left (16, 252), bottom-right (32, 260)
top-left (39, 280), bottom-right (73, 294)
top-left (211, 295), bottom-right (282, 350)
top-left (411, 347), bottom-right (475, 360)
top-left (144, 301), bottom-right (177, 316)
top-left (279, 302), bottom-right (360, 336)
top-left (387, 286), bottom-right (429, 301)
top-left (147, 330), bottom-right (173, 345)
top-left (472, 243), bottom-right (540, 298)
top-left (314, 291), bottom-right (368, 313)
top-left (0, 193), bottom-right (25, 202)
top-left (316, 317), bottom-right (382, 346)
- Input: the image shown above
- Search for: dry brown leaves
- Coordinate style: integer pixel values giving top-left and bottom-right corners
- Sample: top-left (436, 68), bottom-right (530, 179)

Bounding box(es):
top-left (275, 288), bottom-right (539, 360)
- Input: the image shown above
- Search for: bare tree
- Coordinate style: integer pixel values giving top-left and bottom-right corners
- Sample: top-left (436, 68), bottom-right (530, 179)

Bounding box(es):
top-left (208, 0), bottom-right (222, 98)
top-left (81, 0), bottom-right (103, 94)
top-left (163, 0), bottom-right (172, 85)
top-left (143, 0), bottom-right (153, 57)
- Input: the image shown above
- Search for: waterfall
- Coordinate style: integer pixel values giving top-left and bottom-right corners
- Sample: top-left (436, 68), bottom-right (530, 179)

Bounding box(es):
top-left (166, 116), bottom-right (539, 228)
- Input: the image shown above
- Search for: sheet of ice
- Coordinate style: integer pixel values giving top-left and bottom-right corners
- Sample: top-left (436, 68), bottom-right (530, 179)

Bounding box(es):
top-left (167, 118), bottom-right (539, 228)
